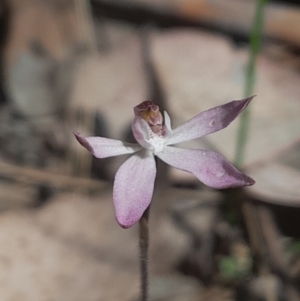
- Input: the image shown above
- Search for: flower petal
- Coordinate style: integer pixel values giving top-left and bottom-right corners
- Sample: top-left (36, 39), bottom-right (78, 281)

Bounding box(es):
top-left (73, 131), bottom-right (141, 158)
top-left (157, 146), bottom-right (255, 189)
top-left (164, 111), bottom-right (172, 137)
top-left (167, 96), bottom-right (254, 145)
top-left (132, 117), bottom-right (152, 148)
top-left (113, 150), bottom-right (156, 228)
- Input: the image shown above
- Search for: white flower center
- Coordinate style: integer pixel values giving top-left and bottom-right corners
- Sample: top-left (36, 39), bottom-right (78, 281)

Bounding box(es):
top-left (149, 135), bottom-right (166, 154)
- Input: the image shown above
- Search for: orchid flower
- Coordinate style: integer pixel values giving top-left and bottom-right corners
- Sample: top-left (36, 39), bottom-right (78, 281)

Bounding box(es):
top-left (74, 98), bottom-right (255, 228)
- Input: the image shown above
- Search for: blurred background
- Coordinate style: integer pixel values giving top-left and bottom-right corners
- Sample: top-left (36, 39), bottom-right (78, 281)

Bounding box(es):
top-left (0, 0), bottom-right (300, 300)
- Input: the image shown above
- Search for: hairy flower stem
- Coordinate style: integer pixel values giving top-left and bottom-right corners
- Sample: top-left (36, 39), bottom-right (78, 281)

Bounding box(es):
top-left (234, 0), bottom-right (267, 167)
top-left (139, 206), bottom-right (150, 301)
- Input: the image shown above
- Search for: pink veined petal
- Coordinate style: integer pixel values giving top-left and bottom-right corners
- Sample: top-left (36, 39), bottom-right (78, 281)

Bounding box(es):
top-left (167, 96), bottom-right (254, 145)
top-left (113, 150), bottom-right (156, 228)
top-left (157, 146), bottom-right (255, 189)
top-left (73, 132), bottom-right (141, 158)
top-left (132, 116), bottom-right (152, 149)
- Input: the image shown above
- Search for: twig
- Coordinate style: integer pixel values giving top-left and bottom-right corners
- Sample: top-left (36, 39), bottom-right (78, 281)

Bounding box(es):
top-left (75, 0), bottom-right (97, 52)
top-left (258, 205), bottom-right (300, 301)
top-left (0, 160), bottom-right (106, 191)
top-left (91, 0), bottom-right (300, 47)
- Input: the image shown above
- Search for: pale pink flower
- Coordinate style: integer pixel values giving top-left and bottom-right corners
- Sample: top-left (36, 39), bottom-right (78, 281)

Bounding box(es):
top-left (74, 98), bottom-right (255, 228)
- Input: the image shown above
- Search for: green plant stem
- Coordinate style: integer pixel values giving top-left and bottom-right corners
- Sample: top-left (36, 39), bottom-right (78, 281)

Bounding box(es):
top-left (234, 0), bottom-right (267, 168)
top-left (139, 206), bottom-right (150, 301)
